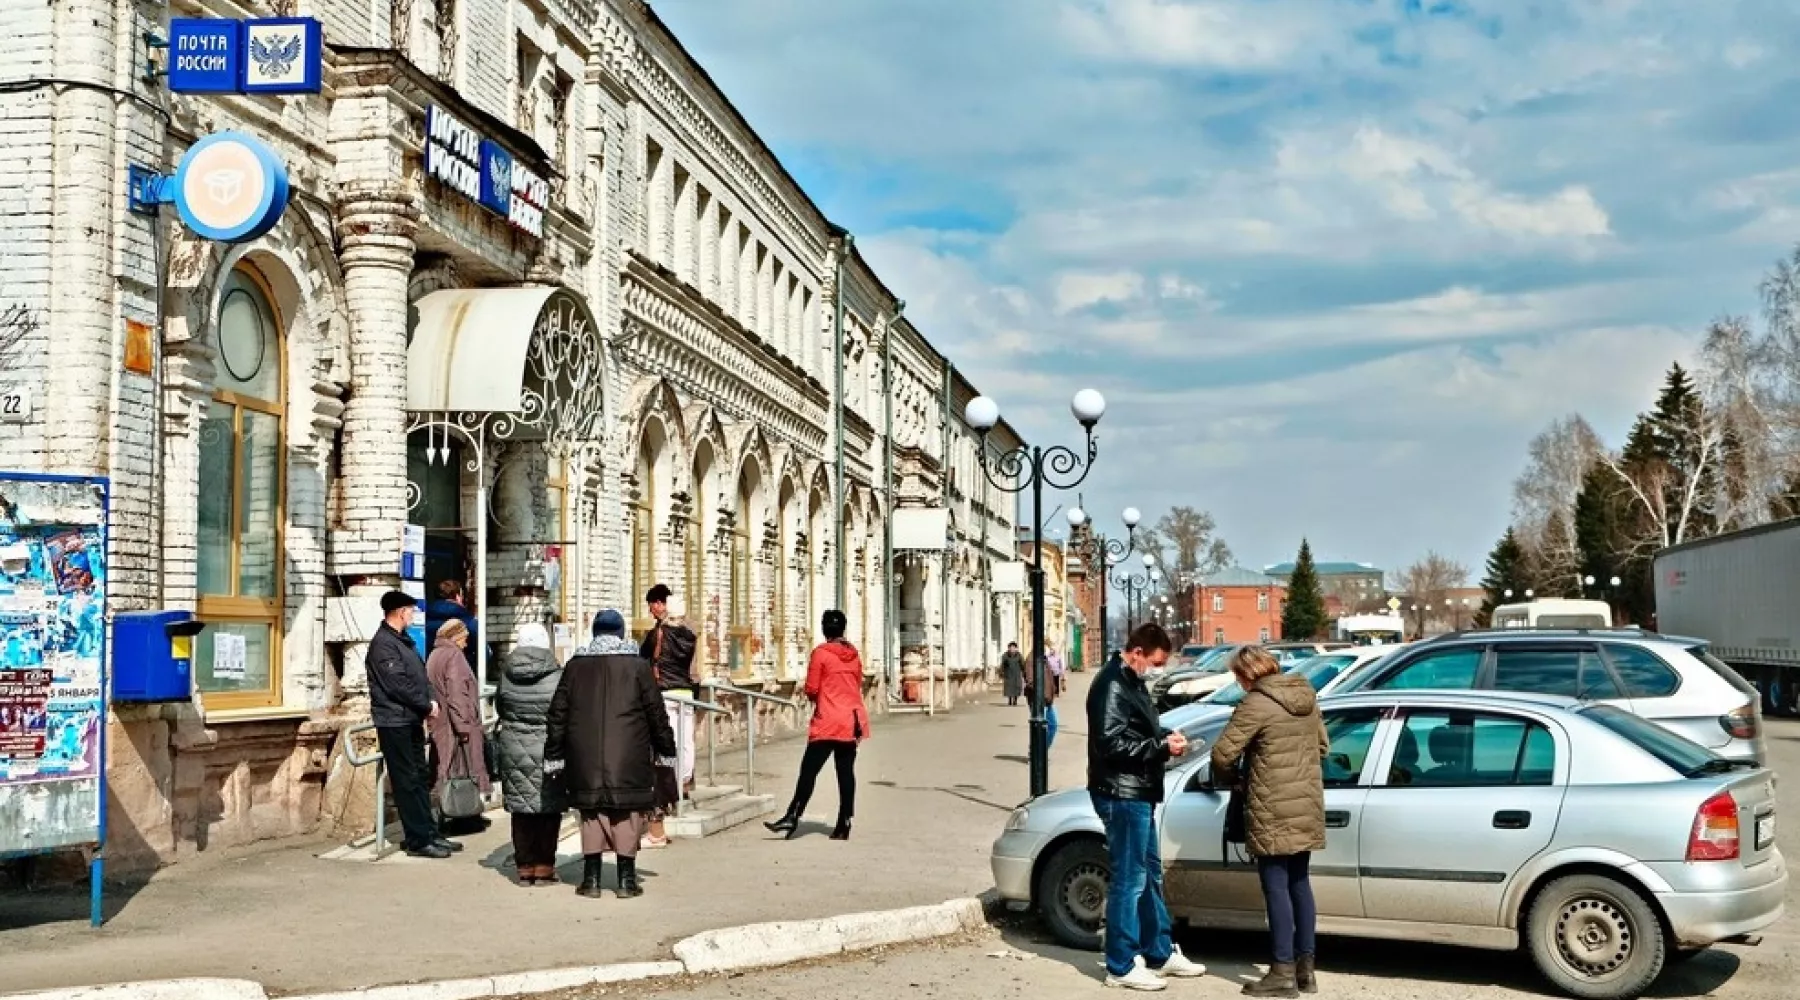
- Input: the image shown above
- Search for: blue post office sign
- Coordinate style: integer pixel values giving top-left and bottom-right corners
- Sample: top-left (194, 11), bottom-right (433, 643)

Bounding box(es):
top-left (170, 132), bottom-right (292, 243)
top-left (242, 18), bottom-right (323, 94)
top-left (168, 19), bottom-right (243, 94)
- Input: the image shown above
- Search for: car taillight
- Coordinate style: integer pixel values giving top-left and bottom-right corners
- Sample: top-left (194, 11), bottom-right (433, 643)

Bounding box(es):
top-left (1687, 791), bottom-right (1740, 861)
top-left (1720, 703), bottom-right (1759, 741)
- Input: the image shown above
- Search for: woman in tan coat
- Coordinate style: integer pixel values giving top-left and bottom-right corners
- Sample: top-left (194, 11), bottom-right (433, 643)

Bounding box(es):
top-left (427, 619), bottom-right (491, 830)
top-left (1212, 646), bottom-right (1329, 998)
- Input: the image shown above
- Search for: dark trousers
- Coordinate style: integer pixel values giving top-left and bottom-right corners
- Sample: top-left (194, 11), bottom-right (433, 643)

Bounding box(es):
top-left (511, 812), bottom-right (563, 872)
top-left (377, 724), bottom-right (437, 849)
top-left (1257, 852), bottom-right (1318, 964)
top-left (788, 740), bottom-right (857, 821)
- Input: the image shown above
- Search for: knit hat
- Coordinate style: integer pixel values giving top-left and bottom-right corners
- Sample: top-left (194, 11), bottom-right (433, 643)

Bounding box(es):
top-left (593, 608), bottom-right (627, 637)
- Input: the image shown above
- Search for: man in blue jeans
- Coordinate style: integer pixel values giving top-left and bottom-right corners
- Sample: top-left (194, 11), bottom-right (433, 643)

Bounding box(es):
top-left (1085, 622), bottom-right (1206, 990)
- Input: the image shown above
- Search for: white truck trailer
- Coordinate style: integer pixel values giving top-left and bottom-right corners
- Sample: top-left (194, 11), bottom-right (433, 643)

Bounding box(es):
top-left (1654, 519), bottom-right (1800, 716)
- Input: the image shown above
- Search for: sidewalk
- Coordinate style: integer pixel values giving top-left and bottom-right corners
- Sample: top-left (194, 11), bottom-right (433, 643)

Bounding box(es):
top-left (0, 679), bottom-right (1090, 997)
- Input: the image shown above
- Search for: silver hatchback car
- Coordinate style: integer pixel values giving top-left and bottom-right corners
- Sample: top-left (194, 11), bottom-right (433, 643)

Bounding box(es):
top-left (992, 691), bottom-right (1786, 1000)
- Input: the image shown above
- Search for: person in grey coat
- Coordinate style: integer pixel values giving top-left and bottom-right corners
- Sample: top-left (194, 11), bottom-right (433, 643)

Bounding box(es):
top-left (1001, 641), bottom-right (1026, 706)
top-left (497, 623), bottom-right (567, 885)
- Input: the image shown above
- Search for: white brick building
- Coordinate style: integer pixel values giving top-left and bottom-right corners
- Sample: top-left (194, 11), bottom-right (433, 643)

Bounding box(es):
top-left (0, 0), bottom-right (1022, 869)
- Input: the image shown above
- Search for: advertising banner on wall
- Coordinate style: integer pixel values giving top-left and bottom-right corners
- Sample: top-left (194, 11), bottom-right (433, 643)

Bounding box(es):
top-left (0, 474), bottom-right (108, 874)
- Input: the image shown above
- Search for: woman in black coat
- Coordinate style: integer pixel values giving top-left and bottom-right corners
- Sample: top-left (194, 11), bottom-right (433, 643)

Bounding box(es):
top-left (545, 609), bottom-right (676, 899)
top-left (496, 623), bottom-right (565, 886)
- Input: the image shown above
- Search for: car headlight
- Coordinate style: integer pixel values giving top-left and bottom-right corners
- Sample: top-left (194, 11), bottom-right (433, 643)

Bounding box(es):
top-left (1169, 678), bottom-right (1202, 696)
top-left (1004, 806), bottom-right (1031, 832)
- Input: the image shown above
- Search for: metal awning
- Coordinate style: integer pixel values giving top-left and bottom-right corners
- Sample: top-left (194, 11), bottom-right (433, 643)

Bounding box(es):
top-left (407, 287), bottom-right (561, 413)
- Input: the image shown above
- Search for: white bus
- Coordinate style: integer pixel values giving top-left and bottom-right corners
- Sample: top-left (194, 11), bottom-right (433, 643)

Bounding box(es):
top-left (1334, 613), bottom-right (1405, 645)
top-left (1489, 598), bottom-right (1613, 629)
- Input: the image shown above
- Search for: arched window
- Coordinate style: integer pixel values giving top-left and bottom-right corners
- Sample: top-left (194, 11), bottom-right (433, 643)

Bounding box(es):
top-left (196, 265), bottom-right (285, 709)
top-left (632, 429), bottom-right (661, 638)
top-left (729, 465), bottom-right (756, 677)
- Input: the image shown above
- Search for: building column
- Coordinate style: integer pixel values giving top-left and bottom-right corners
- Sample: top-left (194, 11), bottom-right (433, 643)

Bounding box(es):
top-left (331, 189), bottom-right (418, 702)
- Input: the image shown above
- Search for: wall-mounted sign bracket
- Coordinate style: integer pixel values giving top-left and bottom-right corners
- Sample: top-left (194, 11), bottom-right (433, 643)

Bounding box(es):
top-left (127, 165), bottom-right (174, 217)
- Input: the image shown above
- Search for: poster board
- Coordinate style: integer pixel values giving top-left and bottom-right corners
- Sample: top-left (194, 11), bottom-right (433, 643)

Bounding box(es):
top-left (0, 473), bottom-right (108, 922)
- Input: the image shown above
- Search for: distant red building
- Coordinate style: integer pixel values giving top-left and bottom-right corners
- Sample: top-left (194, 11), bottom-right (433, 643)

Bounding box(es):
top-left (1189, 568), bottom-right (1286, 645)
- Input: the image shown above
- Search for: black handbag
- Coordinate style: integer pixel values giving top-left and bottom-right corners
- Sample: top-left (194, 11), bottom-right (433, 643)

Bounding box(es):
top-left (1223, 785), bottom-right (1248, 844)
top-left (437, 742), bottom-right (484, 820)
top-left (483, 730), bottom-right (500, 782)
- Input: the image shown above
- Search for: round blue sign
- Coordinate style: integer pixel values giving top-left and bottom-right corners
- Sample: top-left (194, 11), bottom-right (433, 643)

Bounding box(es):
top-left (171, 131), bottom-right (291, 243)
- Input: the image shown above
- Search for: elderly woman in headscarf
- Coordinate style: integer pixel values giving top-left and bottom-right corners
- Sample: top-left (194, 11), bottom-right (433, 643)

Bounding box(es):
top-left (426, 617), bottom-right (491, 835)
top-left (496, 622), bottom-right (567, 885)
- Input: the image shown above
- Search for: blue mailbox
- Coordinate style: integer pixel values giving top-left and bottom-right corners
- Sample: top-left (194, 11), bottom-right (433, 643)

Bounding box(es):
top-left (113, 610), bottom-right (205, 702)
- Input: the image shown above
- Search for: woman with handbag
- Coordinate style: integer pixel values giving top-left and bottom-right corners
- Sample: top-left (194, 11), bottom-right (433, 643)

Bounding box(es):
top-left (427, 618), bottom-right (491, 835)
top-left (1211, 646), bottom-right (1329, 998)
top-left (496, 623), bottom-right (566, 885)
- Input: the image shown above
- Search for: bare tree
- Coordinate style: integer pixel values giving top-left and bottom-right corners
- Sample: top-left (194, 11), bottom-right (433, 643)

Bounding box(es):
top-left (1598, 411), bottom-right (1729, 554)
top-left (1153, 506), bottom-right (1233, 577)
top-left (1396, 552), bottom-right (1469, 608)
top-left (1697, 315), bottom-right (1779, 528)
top-left (1510, 414), bottom-right (1602, 593)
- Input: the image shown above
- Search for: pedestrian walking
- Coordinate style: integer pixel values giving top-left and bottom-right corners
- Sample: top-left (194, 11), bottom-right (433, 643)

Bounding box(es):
top-left (496, 622), bottom-right (567, 886)
top-left (1001, 641), bottom-right (1025, 706)
top-left (765, 609), bottom-right (869, 841)
top-left (366, 591), bottom-right (458, 860)
top-left (639, 583), bottom-right (698, 850)
top-left (544, 609), bottom-right (676, 899)
top-left (426, 579), bottom-right (480, 676)
top-left (1211, 645), bottom-right (1329, 998)
top-left (426, 617), bottom-right (492, 837)
top-left (1045, 646), bottom-right (1067, 747)
top-left (1086, 622), bottom-right (1206, 991)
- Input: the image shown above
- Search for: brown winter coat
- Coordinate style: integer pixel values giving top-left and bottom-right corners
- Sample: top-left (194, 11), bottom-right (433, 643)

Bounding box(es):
top-left (1211, 671), bottom-right (1328, 858)
top-left (427, 638), bottom-right (491, 795)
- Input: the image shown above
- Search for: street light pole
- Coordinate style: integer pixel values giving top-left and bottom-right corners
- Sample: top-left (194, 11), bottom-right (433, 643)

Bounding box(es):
top-left (1114, 552), bottom-right (1155, 636)
top-left (1067, 502), bottom-right (1141, 665)
top-left (967, 389), bottom-right (1107, 799)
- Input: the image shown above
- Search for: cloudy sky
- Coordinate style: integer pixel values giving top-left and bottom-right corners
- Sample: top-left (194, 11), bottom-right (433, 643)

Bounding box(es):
top-left (654, 0), bottom-right (1800, 578)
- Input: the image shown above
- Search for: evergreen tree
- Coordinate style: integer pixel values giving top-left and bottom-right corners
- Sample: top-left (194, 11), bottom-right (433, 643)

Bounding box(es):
top-left (1281, 539), bottom-right (1328, 640)
top-left (1575, 457), bottom-right (1655, 625)
top-left (1476, 528), bottom-right (1527, 626)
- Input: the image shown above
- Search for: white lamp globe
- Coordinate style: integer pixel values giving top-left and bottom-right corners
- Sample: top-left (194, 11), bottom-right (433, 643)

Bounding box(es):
top-left (1122, 506), bottom-right (1141, 528)
top-left (1610, 576), bottom-right (1621, 586)
top-left (1071, 389), bottom-right (1106, 427)
top-left (1067, 507), bottom-right (1087, 527)
top-left (964, 396), bottom-right (999, 432)
top-left (1141, 552), bottom-right (1155, 568)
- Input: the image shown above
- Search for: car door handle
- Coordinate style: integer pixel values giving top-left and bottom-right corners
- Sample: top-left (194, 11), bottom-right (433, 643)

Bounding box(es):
top-left (1493, 810), bottom-right (1531, 830)
top-left (1324, 810), bottom-right (1351, 829)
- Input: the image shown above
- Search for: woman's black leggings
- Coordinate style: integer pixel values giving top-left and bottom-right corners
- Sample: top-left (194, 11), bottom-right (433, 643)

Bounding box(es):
top-left (789, 740), bottom-right (857, 820)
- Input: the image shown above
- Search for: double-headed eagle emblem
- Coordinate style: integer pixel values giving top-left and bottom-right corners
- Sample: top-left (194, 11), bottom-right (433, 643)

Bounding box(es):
top-left (249, 33), bottom-right (303, 79)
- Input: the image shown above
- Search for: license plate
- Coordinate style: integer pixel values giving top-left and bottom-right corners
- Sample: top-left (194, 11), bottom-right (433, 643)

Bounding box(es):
top-left (1756, 813), bottom-right (1775, 851)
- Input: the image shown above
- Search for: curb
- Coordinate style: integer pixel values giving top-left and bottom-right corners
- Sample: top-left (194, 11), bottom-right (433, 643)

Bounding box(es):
top-left (12, 982), bottom-right (268, 1000)
top-left (5, 895), bottom-right (999, 1000)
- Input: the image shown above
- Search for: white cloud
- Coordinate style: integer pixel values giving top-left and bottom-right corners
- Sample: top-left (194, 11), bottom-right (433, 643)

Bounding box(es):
top-left (1053, 271), bottom-right (1145, 314)
top-left (1058, 0), bottom-right (1322, 70)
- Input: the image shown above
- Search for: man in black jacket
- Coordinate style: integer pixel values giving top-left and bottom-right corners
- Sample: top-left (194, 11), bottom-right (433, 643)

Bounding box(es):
top-left (1085, 622), bottom-right (1205, 990)
top-left (367, 591), bottom-right (457, 860)
top-left (640, 583), bottom-right (698, 847)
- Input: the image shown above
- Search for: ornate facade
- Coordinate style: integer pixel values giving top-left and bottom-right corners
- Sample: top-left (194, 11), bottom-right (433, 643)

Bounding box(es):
top-left (0, 0), bottom-right (1020, 871)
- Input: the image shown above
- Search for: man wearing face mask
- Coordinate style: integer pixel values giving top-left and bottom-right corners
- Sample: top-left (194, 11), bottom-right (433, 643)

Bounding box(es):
top-left (1086, 622), bottom-right (1207, 990)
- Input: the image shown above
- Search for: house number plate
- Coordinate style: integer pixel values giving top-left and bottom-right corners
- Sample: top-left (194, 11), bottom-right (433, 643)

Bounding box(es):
top-left (0, 388), bottom-right (30, 422)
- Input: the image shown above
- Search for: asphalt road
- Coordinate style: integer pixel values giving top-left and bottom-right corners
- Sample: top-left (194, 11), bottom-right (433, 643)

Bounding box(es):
top-left (591, 716), bottom-right (1800, 1000)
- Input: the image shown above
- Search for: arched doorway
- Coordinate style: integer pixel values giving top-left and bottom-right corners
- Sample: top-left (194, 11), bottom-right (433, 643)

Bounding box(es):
top-left (728, 459), bottom-right (763, 678)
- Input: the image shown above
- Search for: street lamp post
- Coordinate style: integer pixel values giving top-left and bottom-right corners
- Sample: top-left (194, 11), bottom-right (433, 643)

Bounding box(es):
top-left (967, 389), bottom-right (1106, 799)
top-left (1067, 502), bottom-right (1141, 663)
top-left (1113, 552), bottom-right (1156, 636)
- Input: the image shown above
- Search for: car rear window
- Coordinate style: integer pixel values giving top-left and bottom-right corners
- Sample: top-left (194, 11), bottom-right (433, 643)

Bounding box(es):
top-left (1689, 646), bottom-right (1759, 698)
top-left (1603, 644), bottom-right (1681, 698)
top-left (1578, 704), bottom-right (1720, 775)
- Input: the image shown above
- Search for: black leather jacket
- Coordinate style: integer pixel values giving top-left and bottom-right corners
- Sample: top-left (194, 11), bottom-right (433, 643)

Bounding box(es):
top-left (1085, 661), bottom-right (1173, 803)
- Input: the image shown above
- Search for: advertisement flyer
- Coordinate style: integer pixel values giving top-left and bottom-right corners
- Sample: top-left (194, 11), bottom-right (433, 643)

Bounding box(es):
top-left (0, 478), bottom-right (105, 788)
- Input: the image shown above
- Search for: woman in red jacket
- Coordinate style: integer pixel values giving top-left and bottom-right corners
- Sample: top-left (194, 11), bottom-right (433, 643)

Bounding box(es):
top-left (765, 609), bottom-right (870, 841)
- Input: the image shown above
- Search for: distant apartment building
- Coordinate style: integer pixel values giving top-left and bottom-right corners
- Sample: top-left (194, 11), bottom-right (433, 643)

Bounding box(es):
top-left (1263, 560), bottom-right (1385, 618)
top-left (1189, 568), bottom-right (1286, 645)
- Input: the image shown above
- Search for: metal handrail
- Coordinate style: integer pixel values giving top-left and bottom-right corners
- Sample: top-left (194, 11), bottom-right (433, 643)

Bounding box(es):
top-left (340, 722), bottom-right (396, 861)
top-left (663, 693), bottom-right (729, 812)
top-left (694, 680), bottom-right (801, 797)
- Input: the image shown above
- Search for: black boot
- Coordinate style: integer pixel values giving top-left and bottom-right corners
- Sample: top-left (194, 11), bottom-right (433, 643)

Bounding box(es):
top-left (1242, 963), bottom-right (1299, 998)
top-left (616, 856), bottom-right (644, 898)
top-left (577, 855), bottom-right (605, 898)
top-left (764, 806), bottom-right (800, 836)
top-left (1295, 955), bottom-right (1317, 995)
top-left (830, 817), bottom-right (852, 841)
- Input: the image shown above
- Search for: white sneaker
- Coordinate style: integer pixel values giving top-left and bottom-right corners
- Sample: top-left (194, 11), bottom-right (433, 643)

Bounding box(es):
top-left (1105, 957), bottom-right (1168, 991)
top-left (1151, 947), bottom-right (1207, 978)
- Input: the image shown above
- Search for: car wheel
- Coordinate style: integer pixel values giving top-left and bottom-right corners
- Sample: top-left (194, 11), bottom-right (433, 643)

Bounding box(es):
top-left (1035, 837), bottom-right (1109, 952)
top-left (1527, 874), bottom-right (1667, 1000)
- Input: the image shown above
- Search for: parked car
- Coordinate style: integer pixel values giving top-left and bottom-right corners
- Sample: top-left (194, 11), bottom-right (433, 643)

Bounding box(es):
top-left (1150, 645), bottom-right (1241, 710)
top-left (992, 690), bottom-right (1785, 1000)
top-left (1170, 643), bottom-right (1214, 671)
top-left (1155, 645), bottom-right (1407, 736)
top-left (1330, 628), bottom-right (1766, 764)
top-left (1265, 640), bottom-right (1352, 666)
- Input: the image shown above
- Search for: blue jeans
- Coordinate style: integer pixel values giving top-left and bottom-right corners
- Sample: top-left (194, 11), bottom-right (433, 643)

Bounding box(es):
top-left (1046, 705), bottom-right (1059, 746)
top-left (1091, 793), bottom-right (1173, 977)
top-left (1257, 852), bottom-right (1317, 964)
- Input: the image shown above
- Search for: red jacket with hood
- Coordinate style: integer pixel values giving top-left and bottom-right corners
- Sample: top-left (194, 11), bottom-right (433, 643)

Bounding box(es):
top-left (805, 639), bottom-right (871, 743)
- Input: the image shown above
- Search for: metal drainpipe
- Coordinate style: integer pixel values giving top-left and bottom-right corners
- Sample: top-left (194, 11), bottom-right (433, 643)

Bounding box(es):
top-left (980, 412), bottom-right (990, 683)
top-left (939, 363), bottom-right (953, 712)
top-left (833, 233), bottom-right (851, 611)
top-left (883, 301), bottom-right (903, 697)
